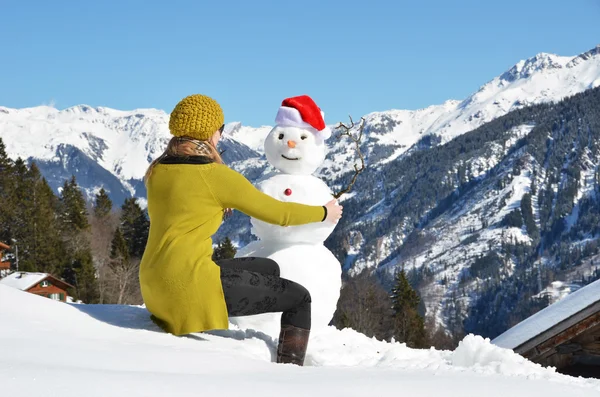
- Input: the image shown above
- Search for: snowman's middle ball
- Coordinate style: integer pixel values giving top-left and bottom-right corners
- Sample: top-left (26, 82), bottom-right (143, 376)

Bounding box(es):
top-left (264, 126), bottom-right (326, 175)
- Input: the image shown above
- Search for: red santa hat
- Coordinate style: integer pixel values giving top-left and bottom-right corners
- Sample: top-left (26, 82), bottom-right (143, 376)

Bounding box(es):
top-left (274, 95), bottom-right (332, 140)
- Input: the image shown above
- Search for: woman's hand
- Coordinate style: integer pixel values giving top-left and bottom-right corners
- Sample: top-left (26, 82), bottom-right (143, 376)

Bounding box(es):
top-left (324, 199), bottom-right (343, 224)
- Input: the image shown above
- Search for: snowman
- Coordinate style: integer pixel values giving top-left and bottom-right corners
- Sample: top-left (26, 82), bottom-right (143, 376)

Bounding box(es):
top-left (230, 95), bottom-right (342, 338)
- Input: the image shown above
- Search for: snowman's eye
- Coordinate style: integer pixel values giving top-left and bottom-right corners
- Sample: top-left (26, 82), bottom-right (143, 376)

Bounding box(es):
top-left (301, 135), bottom-right (307, 140)
top-left (278, 133), bottom-right (284, 140)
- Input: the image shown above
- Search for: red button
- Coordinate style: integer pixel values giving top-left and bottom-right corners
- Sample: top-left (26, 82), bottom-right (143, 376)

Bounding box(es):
top-left (284, 188), bottom-right (292, 196)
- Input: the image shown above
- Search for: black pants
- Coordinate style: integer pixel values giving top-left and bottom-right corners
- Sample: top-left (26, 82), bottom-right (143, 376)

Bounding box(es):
top-left (216, 257), bottom-right (311, 330)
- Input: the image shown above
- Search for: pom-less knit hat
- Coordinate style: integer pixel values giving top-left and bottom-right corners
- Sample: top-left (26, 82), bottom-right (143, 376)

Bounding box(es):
top-left (169, 94), bottom-right (224, 141)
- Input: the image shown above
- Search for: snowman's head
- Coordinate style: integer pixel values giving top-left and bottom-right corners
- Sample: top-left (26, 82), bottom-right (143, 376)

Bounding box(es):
top-left (266, 95), bottom-right (332, 175)
top-left (264, 125), bottom-right (325, 175)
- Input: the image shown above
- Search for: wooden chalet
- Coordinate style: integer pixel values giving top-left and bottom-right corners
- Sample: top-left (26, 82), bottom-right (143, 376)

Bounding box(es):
top-left (493, 278), bottom-right (600, 378)
top-left (0, 241), bottom-right (11, 279)
top-left (0, 241), bottom-right (11, 273)
top-left (0, 272), bottom-right (74, 302)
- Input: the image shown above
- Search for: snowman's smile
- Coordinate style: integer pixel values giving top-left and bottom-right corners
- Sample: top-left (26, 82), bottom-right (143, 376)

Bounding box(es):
top-left (281, 154), bottom-right (300, 161)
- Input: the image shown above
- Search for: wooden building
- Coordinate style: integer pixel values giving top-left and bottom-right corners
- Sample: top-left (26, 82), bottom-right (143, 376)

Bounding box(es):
top-left (0, 242), bottom-right (11, 278)
top-left (0, 272), bottom-right (74, 302)
top-left (493, 278), bottom-right (600, 378)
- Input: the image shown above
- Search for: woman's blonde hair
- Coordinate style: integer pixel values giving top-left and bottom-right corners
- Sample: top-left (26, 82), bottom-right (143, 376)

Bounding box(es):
top-left (144, 136), bottom-right (224, 183)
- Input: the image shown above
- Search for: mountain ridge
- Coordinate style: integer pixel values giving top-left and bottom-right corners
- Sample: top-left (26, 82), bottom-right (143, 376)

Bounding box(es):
top-left (3, 45), bottom-right (600, 337)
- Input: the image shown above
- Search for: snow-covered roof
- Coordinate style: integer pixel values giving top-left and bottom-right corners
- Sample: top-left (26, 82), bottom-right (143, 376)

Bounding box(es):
top-left (0, 272), bottom-right (49, 291)
top-left (492, 278), bottom-right (600, 350)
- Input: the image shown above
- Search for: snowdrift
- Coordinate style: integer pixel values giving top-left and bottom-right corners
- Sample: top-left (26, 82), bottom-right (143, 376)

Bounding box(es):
top-left (1, 285), bottom-right (599, 397)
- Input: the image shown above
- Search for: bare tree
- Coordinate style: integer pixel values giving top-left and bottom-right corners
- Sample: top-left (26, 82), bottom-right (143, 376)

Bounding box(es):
top-left (89, 210), bottom-right (120, 303)
top-left (425, 316), bottom-right (457, 350)
top-left (108, 256), bottom-right (141, 305)
top-left (333, 270), bottom-right (394, 341)
top-left (333, 116), bottom-right (366, 199)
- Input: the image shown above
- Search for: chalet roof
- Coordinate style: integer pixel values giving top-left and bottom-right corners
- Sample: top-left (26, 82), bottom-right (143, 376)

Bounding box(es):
top-left (0, 242), bottom-right (10, 250)
top-left (0, 272), bottom-right (74, 291)
top-left (492, 277), bottom-right (600, 351)
top-left (0, 272), bottom-right (48, 290)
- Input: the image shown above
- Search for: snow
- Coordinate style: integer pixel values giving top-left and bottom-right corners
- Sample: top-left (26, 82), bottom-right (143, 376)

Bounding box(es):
top-left (2, 285), bottom-right (600, 396)
top-left (451, 334), bottom-right (557, 377)
top-left (536, 281), bottom-right (582, 305)
top-left (3, 45), bottom-right (600, 345)
top-left (232, 242), bottom-right (341, 337)
top-left (492, 278), bottom-right (600, 350)
top-left (0, 106), bottom-right (266, 197)
top-left (224, 121), bottom-right (272, 152)
top-left (0, 105), bottom-right (170, 183)
top-left (232, 123), bottom-right (342, 337)
top-left (377, 144), bottom-right (539, 329)
top-left (250, 174), bottom-right (335, 243)
top-left (0, 272), bottom-right (48, 290)
top-left (136, 197), bottom-right (148, 210)
top-left (264, 125), bottom-right (327, 175)
top-left (3, 46), bottom-right (600, 204)
top-left (329, 46), bottom-right (600, 173)
top-left (565, 148), bottom-right (597, 231)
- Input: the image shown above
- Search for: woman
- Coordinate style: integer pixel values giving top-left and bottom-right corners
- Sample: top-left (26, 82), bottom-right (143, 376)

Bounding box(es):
top-left (139, 94), bottom-right (343, 366)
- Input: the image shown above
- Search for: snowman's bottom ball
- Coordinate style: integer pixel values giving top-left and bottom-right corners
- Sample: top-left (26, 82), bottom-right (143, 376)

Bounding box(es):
top-left (229, 241), bottom-right (342, 338)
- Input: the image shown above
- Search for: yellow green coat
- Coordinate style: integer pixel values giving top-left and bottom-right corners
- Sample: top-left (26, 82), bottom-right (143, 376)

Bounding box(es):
top-left (139, 161), bottom-right (326, 336)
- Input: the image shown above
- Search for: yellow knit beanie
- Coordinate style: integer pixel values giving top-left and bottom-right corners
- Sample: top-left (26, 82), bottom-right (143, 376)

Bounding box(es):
top-left (168, 94), bottom-right (224, 140)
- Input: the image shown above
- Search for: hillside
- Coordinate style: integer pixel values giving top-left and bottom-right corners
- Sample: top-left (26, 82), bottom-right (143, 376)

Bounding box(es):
top-left (329, 86), bottom-right (600, 338)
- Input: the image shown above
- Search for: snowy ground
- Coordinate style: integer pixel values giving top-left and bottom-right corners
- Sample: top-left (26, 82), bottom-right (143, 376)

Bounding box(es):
top-left (1, 285), bottom-right (600, 397)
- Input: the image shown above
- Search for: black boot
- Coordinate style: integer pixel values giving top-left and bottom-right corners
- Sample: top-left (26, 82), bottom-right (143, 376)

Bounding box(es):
top-left (276, 325), bottom-right (310, 366)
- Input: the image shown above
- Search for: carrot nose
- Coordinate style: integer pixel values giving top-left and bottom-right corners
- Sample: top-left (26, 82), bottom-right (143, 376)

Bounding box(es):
top-left (287, 140), bottom-right (297, 148)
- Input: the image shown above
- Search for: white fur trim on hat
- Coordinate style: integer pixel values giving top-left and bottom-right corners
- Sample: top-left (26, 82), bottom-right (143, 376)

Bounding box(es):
top-left (275, 107), bottom-right (332, 140)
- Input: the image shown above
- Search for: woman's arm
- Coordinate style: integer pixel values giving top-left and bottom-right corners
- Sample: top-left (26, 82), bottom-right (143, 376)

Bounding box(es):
top-left (204, 165), bottom-right (327, 227)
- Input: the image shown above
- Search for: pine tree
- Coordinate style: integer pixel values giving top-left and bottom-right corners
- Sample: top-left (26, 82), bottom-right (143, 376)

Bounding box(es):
top-left (111, 227), bottom-right (129, 262)
top-left (0, 138), bottom-right (12, 176)
top-left (0, 138), bottom-right (15, 242)
top-left (120, 198), bottom-right (149, 258)
top-left (390, 269), bottom-right (427, 348)
top-left (67, 248), bottom-right (99, 303)
top-left (28, 166), bottom-right (65, 275)
top-left (520, 193), bottom-right (538, 238)
top-left (502, 209), bottom-right (523, 228)
top-left (59, 175), bottom-right (90, 232)
top-left (212, 237), bottom-right (237, 260)
top-left (9, 158), bottom-right (38, 271)
top-left (94, 188), bottom-right (113, 219)
top-left (391, 270), bottom-right (420, 314)
top-left (58, 175), bottom-right (98, 303)
top-left (0, 158), bottom-right (65, 274)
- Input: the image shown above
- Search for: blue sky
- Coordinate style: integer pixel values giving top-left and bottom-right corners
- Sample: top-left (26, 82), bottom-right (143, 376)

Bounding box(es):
top-left (1, 0), bottom-right (599, 126)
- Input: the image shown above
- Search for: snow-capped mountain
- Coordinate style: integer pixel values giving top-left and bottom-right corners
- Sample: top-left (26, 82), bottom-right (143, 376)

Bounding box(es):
top-left (0, 105), bottom-right (264, 204)
top-left (336, 45), bottom-right (600, 166)
top-left (224, 122), bottom-right (272, 152)
top-left (3, 45), bottom-right (600, 338)
top-left (2, 45), bottom-right (600, 205)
